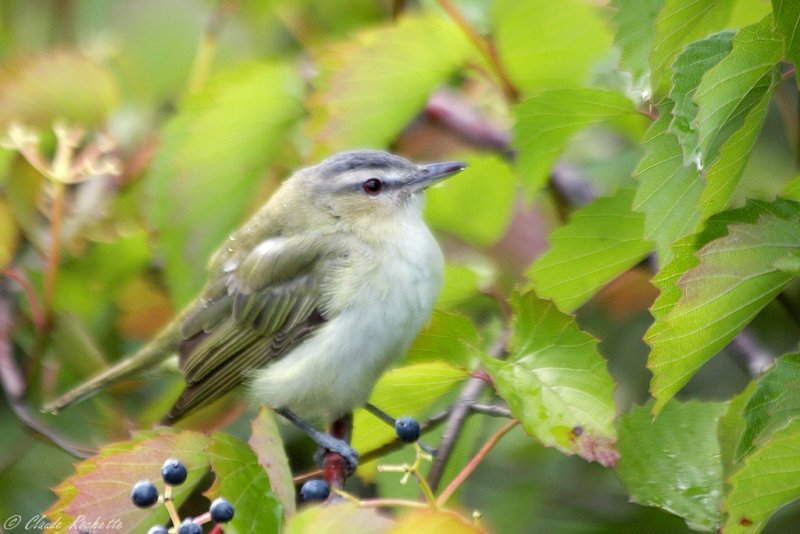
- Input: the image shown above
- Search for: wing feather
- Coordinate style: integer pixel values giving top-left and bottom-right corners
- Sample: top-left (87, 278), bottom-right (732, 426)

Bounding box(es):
top-left (164, 233), bottom-right (335, 422)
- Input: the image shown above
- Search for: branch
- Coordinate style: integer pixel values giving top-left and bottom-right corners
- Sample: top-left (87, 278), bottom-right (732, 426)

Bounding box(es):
top-left (426, 327), bottom-right (510, 492)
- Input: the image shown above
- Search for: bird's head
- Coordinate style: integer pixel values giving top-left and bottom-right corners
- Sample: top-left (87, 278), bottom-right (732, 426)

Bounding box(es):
top-left (297, 150), bottom-right (466, 226)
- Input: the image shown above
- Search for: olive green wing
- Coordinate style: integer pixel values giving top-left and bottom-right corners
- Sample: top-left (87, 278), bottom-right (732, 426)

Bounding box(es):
top-left (164, 234), bottom-right (331, 422)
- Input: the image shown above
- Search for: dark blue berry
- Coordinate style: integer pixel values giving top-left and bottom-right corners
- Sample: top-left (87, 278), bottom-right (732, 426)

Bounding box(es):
top-left (210, 497), bottom-right (235, 523)
top-left (395, 416), bottom-right (420, 443)
top-left (147, 527), bottom-right (169, 534)
top-left (300, 479), bottom-right (330, 501)
top-left (131, 480), bottom-right (159, 508)
top-left (161, 458), bottom-right (188, 486)
top-left (177, 518), bottom-right (202, 534)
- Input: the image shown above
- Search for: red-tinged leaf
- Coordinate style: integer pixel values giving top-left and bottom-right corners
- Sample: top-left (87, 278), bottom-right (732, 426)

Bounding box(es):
top-left (46, 430), bottom-right (211, 534)
top-left (249, 408), bottom-right (296, 516)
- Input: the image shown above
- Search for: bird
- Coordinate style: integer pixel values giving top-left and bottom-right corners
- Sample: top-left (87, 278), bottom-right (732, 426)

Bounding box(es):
top-left (45, 149), bottom-right (466, 470)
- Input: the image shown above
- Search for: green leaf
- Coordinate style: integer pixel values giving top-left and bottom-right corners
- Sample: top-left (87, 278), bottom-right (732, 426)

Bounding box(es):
top-left (436, 264), bottom-right (481, 309)
top-left (425, 153), bottom-right (515, 246)
top-left (0, 50), bottom-right (118, 128)
top-left (783, 176), bottom-right (800, 200)
top-left (723, 418), bottom-right (800, 533)
top-left (352, 362), bottom-right (468, 476)
top-left (648, 199), bottom-right (793, 323)
top-left (207, 432), bottom-right (283, 534)
top-left (616, 400), bottom-right (726, 532)
top-left (514, 88), bottom-right (646, 194)
top-left (697, 86), bottom-right (772, 219)
top-left (305, 15), bottom-right (471, 155)
top-left (248, 408), bottom-right (295, 517)
top-left (719, 382), bottom-right (757, 478)
top-left (694, 16), bottom-right (782, 168)
top-left (737, 354), bottom-right (800, 461)
top-left (528, 188), bottom-right (653, 312)
top-left (611, 0), bottom-right (665, 86)
top-left (773, 251), bottom-right (800, 274)
top-left (145, 61), bottom-right (303, 306)
top-left (669, 31), bottom-right (735, 166)
top-left (480, 292), bottom-right (618, 466)
top-left (772, 0), bottom-right (800, 82)
top-left (650, 0), bottom-right (736, 94)
top-left (633, 101), bottom-right (702, 263)
top-left (404, 310), bottom-right (479, 369)
top-left (647, 199), bottom-right (800, 412)
top-left (45, 430), bottom-right (212, 534)
top-left (493, 0), bottom-right (613, 93)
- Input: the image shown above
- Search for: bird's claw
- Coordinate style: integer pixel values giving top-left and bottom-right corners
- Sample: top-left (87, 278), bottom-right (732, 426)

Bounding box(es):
top-left (314, 441), bottom-right (359, 476)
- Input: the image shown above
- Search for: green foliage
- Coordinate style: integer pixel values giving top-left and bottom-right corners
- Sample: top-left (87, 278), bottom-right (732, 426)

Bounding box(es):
top-left (480, 292), bottom-right (617, 466)
top-left (514, 88), bottom-right (647, 194)
top-left (647, 199), bottom-right (800, 412)
top-left (737, 354), bottom-right (800, 460)
top-left (145, 61), bottom-right (304, 305)
top-left (2, 1), bottom-right (800, 532)
top-left (528, 188), bottom-right (653, 311)
top-left (617, 401), bottom-right (726, 531)
top-left (724, 419), bottom-right (800, 533)
top-left (305, 14), bottom-right (472, 156)
top-left (493, 0), bottom-right (612, 93)
top-left (425, 153), bottom-right (515, 246)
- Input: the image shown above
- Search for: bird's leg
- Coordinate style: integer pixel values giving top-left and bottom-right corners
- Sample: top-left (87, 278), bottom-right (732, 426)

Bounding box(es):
top-left (275, 408), bottom-right (358, 478)
top-left (364, 403), bottom-right (437, 455)
top-left (323, 413), bottom-right (353, 489)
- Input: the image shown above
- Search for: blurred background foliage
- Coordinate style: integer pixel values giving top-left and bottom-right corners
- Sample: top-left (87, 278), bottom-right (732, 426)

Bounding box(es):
top-left (0, 0), bottom-right (798, 533)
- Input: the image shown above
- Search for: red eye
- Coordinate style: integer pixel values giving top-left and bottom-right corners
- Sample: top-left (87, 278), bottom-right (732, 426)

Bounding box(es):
top-left (362, 178), bottom-right (383, 196)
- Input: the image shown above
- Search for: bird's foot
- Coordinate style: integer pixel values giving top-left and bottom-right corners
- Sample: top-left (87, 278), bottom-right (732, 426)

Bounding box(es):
top-left (313, 439), bottom-right (359, 475)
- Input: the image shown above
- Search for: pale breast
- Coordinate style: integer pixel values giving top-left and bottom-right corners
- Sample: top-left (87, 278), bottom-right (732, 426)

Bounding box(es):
top-left (248, 220), bottom-right (443, 420)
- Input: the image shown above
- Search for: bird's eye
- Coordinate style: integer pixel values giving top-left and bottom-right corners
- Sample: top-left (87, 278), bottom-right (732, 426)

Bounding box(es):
top-left (361, 178), bottom-right (383, 196)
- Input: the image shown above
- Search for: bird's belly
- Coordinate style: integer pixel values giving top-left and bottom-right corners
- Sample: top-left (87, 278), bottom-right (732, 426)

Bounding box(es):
top-left (247, 250), bottom-right (441, 421)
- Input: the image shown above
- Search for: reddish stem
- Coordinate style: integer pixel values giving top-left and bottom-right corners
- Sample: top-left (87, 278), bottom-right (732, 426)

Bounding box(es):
top-left (2, 268), bottom-right (46, 332)
top-left (436, 419), bottom-right (518, 507)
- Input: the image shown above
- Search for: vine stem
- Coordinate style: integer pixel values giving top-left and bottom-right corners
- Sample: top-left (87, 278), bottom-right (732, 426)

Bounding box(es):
top-left (43, 180), bottom-right (66, 323)
top-left (436, 0), bottom-right (519, 102)
top-left (435, 419), bottom-right (518, 507)
top-left (3, 268), bottom-right (46, 332)
top-left (186, 0), bottom-right (233, 94)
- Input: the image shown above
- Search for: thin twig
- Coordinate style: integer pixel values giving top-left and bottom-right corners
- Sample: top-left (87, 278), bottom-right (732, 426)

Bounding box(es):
top-left (466, 403), bottom-right (512, 418)
top-left (436, 419), bottom-right (518, 507)
top-left (3, 268), bottom-right (46, 332)
top-left (436, 0), bottom-right (519, 102)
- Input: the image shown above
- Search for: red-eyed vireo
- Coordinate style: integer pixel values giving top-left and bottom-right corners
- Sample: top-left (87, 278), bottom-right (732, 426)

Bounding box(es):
top-left (45, 150), bottom-right (466, 469)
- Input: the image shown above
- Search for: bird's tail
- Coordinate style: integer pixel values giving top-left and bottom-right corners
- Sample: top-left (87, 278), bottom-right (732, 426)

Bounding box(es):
top-left (42, 318), bottom-right (183, 414)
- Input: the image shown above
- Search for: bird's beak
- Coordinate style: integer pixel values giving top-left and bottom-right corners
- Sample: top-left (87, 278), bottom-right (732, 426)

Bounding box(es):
top-left (407, 161), bottom-right (467, 192)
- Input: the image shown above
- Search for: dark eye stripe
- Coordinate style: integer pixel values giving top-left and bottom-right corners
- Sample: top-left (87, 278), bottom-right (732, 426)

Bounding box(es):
top-left (361, 178), bottom-right (383, 196)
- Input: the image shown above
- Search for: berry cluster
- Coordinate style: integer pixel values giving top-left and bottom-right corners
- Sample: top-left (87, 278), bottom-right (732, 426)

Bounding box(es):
top-left (297, 415), bottom-right (422, 504)
top-left (130, 458), bottom-right (235, 533)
